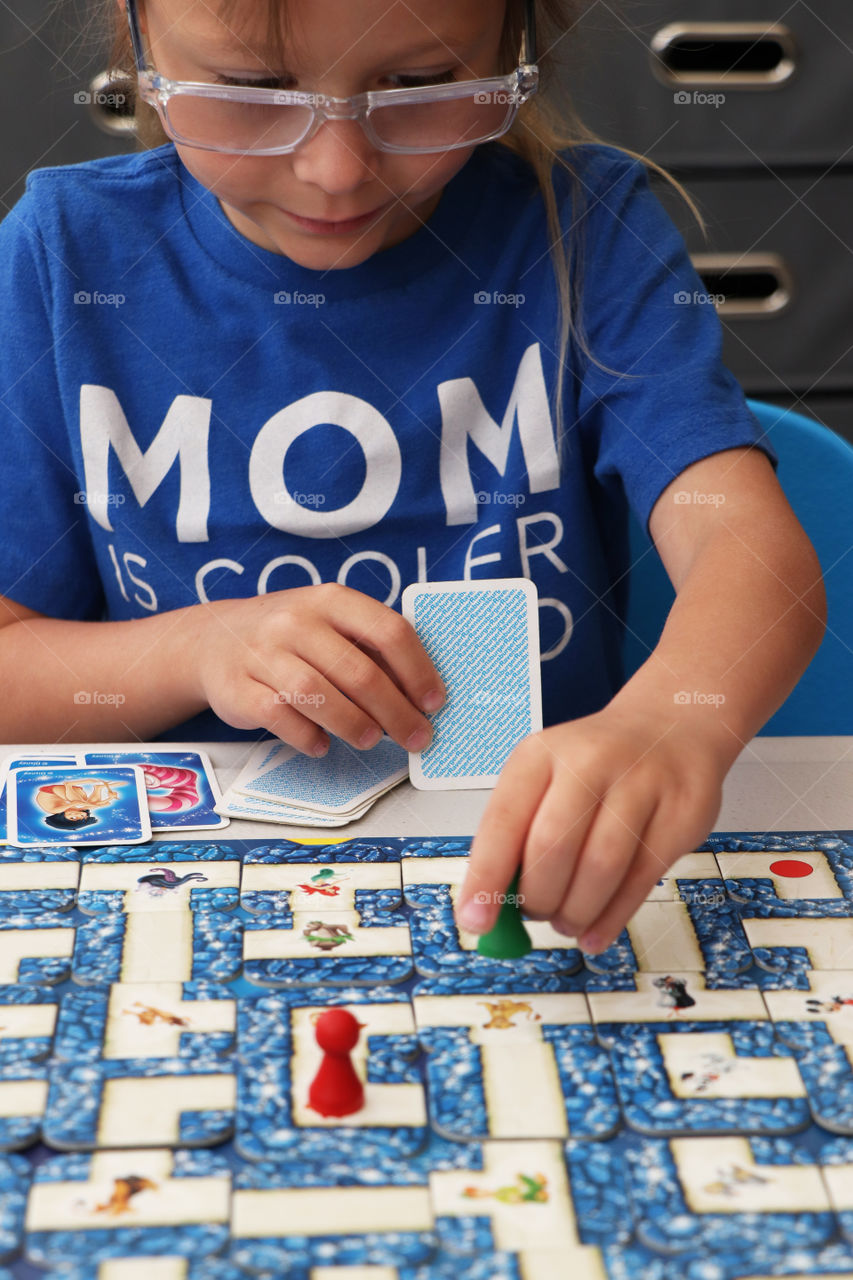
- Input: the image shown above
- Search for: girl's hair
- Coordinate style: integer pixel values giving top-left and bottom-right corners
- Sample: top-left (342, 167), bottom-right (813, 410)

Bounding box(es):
top-left (44, 810), bottom-right (98, 829)
top-left (104, 0), bottom-right (704, 463)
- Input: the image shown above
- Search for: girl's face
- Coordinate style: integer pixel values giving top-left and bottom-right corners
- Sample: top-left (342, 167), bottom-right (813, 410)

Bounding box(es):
top-left (138, 0), bottom-right (507, 269)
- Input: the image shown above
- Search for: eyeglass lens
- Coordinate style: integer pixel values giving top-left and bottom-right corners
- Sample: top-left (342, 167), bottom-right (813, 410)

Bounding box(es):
top-left (160, 88), bottom-right (517, 151)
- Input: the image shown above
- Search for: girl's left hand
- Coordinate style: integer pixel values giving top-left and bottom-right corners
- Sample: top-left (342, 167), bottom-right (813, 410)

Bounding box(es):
top-left (454, 705), bottom-right (729, 954)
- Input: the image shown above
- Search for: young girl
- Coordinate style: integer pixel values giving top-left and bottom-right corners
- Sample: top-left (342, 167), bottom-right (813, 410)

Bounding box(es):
top-left (0, 0), bottom-right (824, 954)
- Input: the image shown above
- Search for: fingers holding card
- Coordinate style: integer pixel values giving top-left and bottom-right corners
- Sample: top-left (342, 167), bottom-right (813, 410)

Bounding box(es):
top-left (401, 578), bottom-right (543, 791)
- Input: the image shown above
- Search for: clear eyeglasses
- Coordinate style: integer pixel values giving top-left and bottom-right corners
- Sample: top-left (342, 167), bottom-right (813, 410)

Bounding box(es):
top-left (125, 0), bottom-right (539, 156)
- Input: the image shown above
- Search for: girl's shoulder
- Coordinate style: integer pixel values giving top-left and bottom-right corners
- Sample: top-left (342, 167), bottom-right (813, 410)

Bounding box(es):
top-left (24, 144), bottom-right (180, 196)
top-left (490, 139), bottom-right (647, 211)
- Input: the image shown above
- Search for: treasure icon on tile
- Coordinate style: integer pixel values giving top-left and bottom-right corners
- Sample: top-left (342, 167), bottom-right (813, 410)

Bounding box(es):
top-left (402, 855), bottom-right (581, 981)
top-left (24, 1148), bottom-right (231, 1268)
top-left (627, 1134), bottom-right (835, 1254)
top-left (72, 912), bottom-right (242, 987)
top-left (235, 984), bottom-right (426, 1166)
top-left (52, 984), bottom-right (236, 1064)
top-left (412, 978), bottom-right (618, 1141)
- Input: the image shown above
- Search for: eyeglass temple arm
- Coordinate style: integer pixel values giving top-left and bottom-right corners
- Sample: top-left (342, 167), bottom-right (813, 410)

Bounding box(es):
top-left (125, 0), bottom-right (147, 71)
top-left (521, 0), bottom-right (537, 66)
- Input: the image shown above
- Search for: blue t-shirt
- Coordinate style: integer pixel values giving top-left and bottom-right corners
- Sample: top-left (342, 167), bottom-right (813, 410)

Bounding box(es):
top-left (0, 140), bottom-right (776, 741)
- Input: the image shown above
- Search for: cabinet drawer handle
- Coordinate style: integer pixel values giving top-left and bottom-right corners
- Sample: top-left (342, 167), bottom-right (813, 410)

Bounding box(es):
top-left (651, 23), bottom-right (797, 88)
top-left (690, 253), bottom-right (793, 317)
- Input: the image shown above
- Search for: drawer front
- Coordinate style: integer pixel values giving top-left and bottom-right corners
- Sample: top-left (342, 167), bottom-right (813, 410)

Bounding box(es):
top-left (568, 0), bottom-right (853, 167)
top-left (0, 5), bottom-right (134, 211)
top-left (654, 170), bottom-right (853, 393)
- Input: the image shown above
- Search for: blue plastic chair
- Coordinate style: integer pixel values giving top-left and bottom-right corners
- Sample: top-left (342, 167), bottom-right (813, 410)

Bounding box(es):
top-left (621, 399), bottom-right (853, 734)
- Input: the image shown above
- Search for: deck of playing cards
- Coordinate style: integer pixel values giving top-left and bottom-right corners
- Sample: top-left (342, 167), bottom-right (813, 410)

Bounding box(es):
top-left (401, 577), bottom-right (543, 790)
top-left (215, 735), bottom-right (409, 828)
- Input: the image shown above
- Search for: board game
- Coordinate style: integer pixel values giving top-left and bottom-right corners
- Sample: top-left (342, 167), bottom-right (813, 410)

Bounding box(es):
top-left (3, 830), bottom-right (853, 1277)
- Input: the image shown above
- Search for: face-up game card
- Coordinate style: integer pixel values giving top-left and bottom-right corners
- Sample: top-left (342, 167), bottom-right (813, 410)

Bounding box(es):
top-left (235, 735), bottom-right (408, 815)
top-left (0, 754), bottom-right (80, 846)
top-left (83, 750), bottom-right (230, 831)
top-left (402, 577), bottom-right (543, 790)
top-left (6, 766), bottom-right (152, 848)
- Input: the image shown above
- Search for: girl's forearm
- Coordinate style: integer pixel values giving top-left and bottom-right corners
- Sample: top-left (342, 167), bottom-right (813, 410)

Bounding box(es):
top-left (0, 607), bottom-right (209, 742)
top-left (611, 518), bottom-right (826, 768)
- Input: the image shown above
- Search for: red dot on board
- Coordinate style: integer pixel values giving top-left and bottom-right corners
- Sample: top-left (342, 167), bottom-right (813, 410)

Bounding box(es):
top-left (768, 858), bottom-right (814, 879)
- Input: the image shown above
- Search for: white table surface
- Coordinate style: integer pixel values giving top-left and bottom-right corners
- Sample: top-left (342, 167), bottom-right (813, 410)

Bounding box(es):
top-left (9, 736), bottom-right (853, 840)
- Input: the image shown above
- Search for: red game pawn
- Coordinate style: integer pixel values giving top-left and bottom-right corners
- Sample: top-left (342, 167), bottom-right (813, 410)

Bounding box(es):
top-left (308, 1008), bottom-right (365, 1117)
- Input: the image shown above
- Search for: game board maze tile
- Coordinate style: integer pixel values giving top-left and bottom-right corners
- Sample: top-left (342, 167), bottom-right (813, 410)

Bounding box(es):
top-left (52, 984), bottom-right (235, 1063)
top-left (602, 1238), bottom-right (853, 1278)
top-left (739, 918), bottom-right (853, 978)
top-left (242, 906), bottom-right (413, 987)
top-left (402, 857), bottom-right (580, 981)
top-left (645, 852), bottom-right (723, 903)
top-left (429, 1138), bottom-right (625, 1255)
top-left (412, 986), bottom-right (618, 1141)
top-left (816, 1135), bottom-right (853, 1246)
top-left (231, 1164), bottom-right (435, 1272)
top-left (582, 896), bottom-right (752, 982)
top-left (243, 839), bottom-right (404, 863)
top-left (0, 985), bottom-right (57, 1063)
top-left (762, 971), bottom-right (853, 1052)
top-left (0, 856), bottom-right (79, 913)
top-left (240, 854), bottom-right (402, 916)
top-left (709, 833), bottom-right (853, 911)
top-left (24, 1149), bottom-right (231, 1268)
top-left (77, 860), bottom-right (240, 916)
top-left (234, 986), bottom-right (426, 1165)
top-left (0, 1060), bottom-right (48, 1150)
top-left (0, 1153), bottom-right (29, 1262)
top-left (795, 1045), bottom-right (853, 1135)
top-left (400, 839), bottom-right (473, 860)
top-left (587, 971), bottom-right (770, 1041)
top-left (0, 915), bottom-right (75, 986)
top-left (606, 1022), bottom-right (810, 1137)
top-left (50, 1258), bottom-right (255, 1279)
top-left (411, 1248), bottom-right (608, 1278)
top-left (625, 1135), bottom-right (835, 1255)
top-left (43, 1055), bottom-right (236, 1149)
top-left (72, 912), bottom-right (242, 986)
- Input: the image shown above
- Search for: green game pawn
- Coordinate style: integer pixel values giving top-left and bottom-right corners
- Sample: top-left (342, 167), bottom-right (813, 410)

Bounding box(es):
top-left (476, 871), bottom-right (532, 958)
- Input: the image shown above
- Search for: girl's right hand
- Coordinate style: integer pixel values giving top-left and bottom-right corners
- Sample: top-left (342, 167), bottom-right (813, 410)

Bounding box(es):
top-left (192, 584), bottom-right (446, 756)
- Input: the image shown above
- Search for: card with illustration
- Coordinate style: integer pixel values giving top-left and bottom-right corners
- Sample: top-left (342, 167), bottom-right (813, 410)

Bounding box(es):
top-left (83, 752), bottom-right (229, 832)
top-left (7, 768), bottom-right (151, 849)
top-left (0, 755), bottom-right (80, 846)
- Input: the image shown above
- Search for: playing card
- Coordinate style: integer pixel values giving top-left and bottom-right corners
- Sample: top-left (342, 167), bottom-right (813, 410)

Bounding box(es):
top-left (6, 766), bottom-right (152, 848)
top-left (83, 750), bottom-right (229, 831)
top-left (401, 577), bottom-right (542, 790)
top-left (0, 755), bottom-right (80, 846)
top-left (235, 735), bottom-right (408, 815)
top-left (215, 790), bottom-right (375, 827)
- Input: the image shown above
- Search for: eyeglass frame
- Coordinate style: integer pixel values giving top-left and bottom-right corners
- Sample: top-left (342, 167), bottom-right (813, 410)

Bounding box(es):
top-left (124, 0), bottom-right (539, 155)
